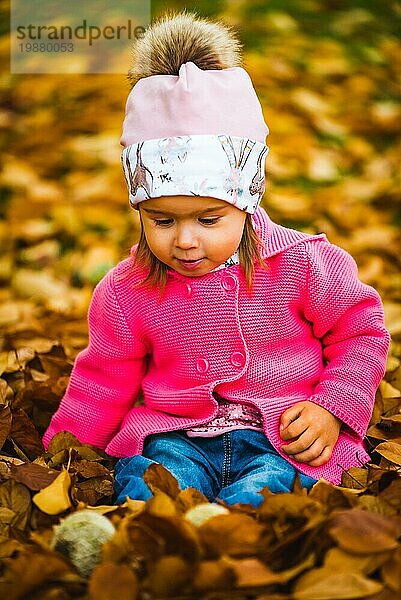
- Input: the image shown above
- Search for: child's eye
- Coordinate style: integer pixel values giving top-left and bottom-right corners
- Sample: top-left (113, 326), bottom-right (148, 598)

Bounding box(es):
top-left (153, 219), bottom-right (174, 227)
top-left (199, 217), bottom-right (220, 225)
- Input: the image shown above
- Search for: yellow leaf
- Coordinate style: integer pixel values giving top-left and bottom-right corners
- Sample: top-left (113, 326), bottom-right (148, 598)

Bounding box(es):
top-left (32, 469), bottom-right (72, 515)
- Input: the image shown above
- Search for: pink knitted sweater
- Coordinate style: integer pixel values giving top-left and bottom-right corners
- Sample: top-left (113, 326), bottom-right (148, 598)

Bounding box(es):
top-left (43, 208), bottom-right (390, 484)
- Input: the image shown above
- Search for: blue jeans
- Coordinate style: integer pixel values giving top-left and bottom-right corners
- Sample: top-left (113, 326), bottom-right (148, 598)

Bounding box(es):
top-left (114, 430), bottom-right (317, 507)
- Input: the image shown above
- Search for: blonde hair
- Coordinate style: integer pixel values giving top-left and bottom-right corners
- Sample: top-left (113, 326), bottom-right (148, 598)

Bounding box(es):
top-left (133, 213), bottom-right (267, 294)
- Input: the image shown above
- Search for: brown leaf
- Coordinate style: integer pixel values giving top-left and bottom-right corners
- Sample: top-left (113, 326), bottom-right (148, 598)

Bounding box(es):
top-left (0, 507), bottom-right (17, 542)
top-left (144, 555), bottom-right (192, 597)
top-left (381, 545), bottom-right (401, 592)
top-left (10, 462), bottom-right (59, 490)
top-left (0, 538), bottom-right (23, 558)
top-left (341, 467), bottom-right (369, 490)
top-left (138, 511), bottom-right (201, 562)
top-left (37, 348), bottom-right (71, 379)
top-left (88, 562), bottom-right (139, 600)
top-left (145, 491), bottom-right (177, 517)
top-left (323, 546), bottom-right (390, 575)
top-left (374, 441), bottom-right (401, 466)
top-left (47, 431), bottom-right (83, 455)
top-left (259, 491), bottom-right (321, 519)
top-left (143, 462), bottom-right (181, 499)
top-left (0, 390), bottom-right (12, 451)
top-left (105, 517), bottom-right (164, 564)
top-left (72, 476), bottom-right (114, 505)
top-left (378, 477), bottom-right (401, 511)
top-left (309, 479), bottom-right (360, 511)
top-left (193, 558), bottom-right (236, 591)
top-left (227, 557), bottom-right (283, 588)
top-left (293, 570), bottom-right (383, 599)
top-left (367, 423), bottom-right (401, 444)
top-left (0, 548), bottom-right (75, 600)
top-left (198, 513), bottom-right (265, 558)
top-left (10, 408), bottom-right (44, 460)
top-left (71, 459), bottom-right (111, 479)
top-left (388, 366), bottom-right (401, 393)
top-left (358, 494), bottom-right (398, 517)
top-left (48, 446), bottom-right (105, 468)
top-left (0, 479), bottom-right (31, 531)
top-left (329, 508), bottom-right (399, 553)
top-left (380, 414), bottom-right (401, 433)
top-left (176, 486), bottom-right (209, 513)
top-left (71, 446), bottom-right (106, 462)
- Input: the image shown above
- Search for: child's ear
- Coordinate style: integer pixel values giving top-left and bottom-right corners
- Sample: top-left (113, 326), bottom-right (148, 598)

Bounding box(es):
top-left (127, 11), bottom-right (242, 87)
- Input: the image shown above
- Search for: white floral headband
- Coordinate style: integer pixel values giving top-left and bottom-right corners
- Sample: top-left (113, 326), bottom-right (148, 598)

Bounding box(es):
top-left (122, 134), bottom-right (269, 214)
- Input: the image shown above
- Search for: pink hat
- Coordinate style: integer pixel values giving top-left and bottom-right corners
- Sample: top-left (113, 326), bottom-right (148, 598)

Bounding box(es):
top-left (120, 62), bottom-right (269, 213)
top-left (121, 62), bottom-right (268, 145)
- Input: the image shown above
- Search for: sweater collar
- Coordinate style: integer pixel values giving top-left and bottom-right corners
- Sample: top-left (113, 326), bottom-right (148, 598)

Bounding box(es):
top-left (252, 207), bottom-right (326, 259)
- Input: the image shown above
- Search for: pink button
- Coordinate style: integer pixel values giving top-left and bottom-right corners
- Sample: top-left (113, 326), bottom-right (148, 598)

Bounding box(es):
top-left (196, 358), bottom-right (209, 373)
top-left (221, 275), bottom-right (237, 291)
top-left (185, 283), bottom-right (192, 298)
top-left (230, 351), bottom-right (246, 368)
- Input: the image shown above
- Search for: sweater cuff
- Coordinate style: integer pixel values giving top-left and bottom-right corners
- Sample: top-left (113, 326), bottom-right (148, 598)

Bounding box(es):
top-left (308, 393), bottom-right (369, 439)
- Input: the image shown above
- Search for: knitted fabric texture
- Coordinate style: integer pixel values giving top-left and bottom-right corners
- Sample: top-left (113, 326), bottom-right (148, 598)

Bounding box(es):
top-left (43, 208), bottom-right (390, 484)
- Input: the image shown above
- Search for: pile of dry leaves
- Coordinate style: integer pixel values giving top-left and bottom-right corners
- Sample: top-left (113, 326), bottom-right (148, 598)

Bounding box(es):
top-left (0, 343), bottom-right (401, 599)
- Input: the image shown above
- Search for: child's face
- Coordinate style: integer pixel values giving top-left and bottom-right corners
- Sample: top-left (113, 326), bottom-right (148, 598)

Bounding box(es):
top-left (139, 196), bottom-right (247, 277)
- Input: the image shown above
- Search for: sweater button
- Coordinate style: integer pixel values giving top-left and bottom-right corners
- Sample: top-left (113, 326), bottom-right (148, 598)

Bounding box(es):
top-left (196, 358), bottom-right (209, 373)
top-left (221, 274), bottom-right (237, 291)
top-left (230, 351), bottom-right (245, 368)
top-left (185, 283), bottom-right (192, 298)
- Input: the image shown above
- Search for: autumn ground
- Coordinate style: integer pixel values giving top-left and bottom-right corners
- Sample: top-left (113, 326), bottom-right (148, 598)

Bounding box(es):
top-left (0, 0), bottom-right (401, 598)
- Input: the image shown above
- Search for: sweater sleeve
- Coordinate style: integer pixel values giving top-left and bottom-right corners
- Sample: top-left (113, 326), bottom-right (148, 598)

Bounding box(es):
top-left (303, 240), bottom-right (390, 439)
top-left (42, 268), bottom-right (148, 451)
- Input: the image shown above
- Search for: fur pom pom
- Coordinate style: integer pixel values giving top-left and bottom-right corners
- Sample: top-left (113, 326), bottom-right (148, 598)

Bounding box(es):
top-left (128, 11), bottom-right (242, 87)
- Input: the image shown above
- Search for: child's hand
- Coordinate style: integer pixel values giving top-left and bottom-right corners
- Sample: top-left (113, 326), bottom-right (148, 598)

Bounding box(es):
top-left (279, 401), bottom-right (341, 466)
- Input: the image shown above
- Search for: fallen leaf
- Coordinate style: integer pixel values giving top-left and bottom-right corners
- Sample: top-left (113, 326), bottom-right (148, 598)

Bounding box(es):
top-left (227, 557), bottom-right (284, 588)
top-left (381, 545), bottom-right (401, 592)
top-left (198, 513), bottom-right (265, 558)
top-left (293, 570), bottom-right (383, 599)
top-left (329, 508), bottom-right (400, 553)
top-left (10, 461), bottom-right (59, 490)
top-left (33, 469), bottom-right (72, 515)
top-left (144, 555), bottom-right (192, 597)
top-left (9, 408), bottom-right (44, 460)
top-left (88, 562), bottom-right (139, 600)
top-left (193, 558), bottom-right (236, 591)
top-left (0, 548), bottom-right (77, 600)
top-left (374, 441), bottom-right (401, 466)
top-left (0, 391), bottom-right (12, 451)
top-left (143, 462), bottom-right (181, 499)
top-left (0, 479), bottom-right (31, 532)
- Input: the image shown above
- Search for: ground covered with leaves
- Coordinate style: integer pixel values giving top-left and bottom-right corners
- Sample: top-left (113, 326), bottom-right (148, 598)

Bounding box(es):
top-left (1, 0), bottom-right (401, 598)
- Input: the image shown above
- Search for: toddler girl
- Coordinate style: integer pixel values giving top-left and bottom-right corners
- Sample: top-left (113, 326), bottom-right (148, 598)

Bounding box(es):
top-left (43, 12), bottom-right (390, 508)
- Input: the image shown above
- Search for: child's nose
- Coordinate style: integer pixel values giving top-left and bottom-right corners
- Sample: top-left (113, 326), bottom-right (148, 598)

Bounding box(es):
top-left (175, 225), bottom-right (198, 249)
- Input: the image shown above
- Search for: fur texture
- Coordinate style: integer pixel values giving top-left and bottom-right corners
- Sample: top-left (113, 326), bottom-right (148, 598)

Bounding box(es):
top-left (128, 11), bottom-right (242, 87)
